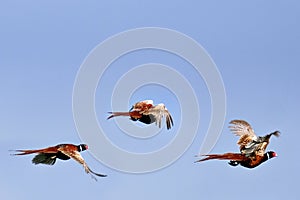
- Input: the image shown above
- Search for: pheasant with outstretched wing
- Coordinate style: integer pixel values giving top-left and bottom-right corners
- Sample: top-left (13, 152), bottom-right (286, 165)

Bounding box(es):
top-left (195, 120), bottom-right (280, 168)
top-left (12, 143), bottom-right (107, 180)
top-left (107, 100), bottom-right (173, 130)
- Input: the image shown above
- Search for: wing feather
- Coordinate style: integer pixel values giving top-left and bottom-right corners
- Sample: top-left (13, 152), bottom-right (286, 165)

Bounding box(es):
top-left (142, 104), bottom-right (174, 130)
top-left (229, 120), bottom-right (257, 149)
top-left (58, 148), bottom-right (107, 180)
top-left (229, 120), bottom-right (256, 137)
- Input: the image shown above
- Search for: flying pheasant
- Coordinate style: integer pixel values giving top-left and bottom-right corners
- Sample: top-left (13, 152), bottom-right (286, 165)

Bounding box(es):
top-left (11, 143), bottom-right (107, 180)
top-left (107, 100), bottom-right (174, 130)
top-left (195, 119), bottom-right (280, 168)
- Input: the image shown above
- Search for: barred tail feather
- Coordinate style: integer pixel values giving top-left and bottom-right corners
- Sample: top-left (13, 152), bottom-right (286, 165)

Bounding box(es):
top-left (107, 112), bottom-right (130, 119)
top-left (11, 149), bottom-right (43, 156)
top-left (195, 153), bottom-right (245, 163)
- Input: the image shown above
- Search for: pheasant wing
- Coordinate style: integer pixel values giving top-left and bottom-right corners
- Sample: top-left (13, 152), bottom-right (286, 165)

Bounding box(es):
top-left (58, 148), bottom-right (107, 180)
top-left (142, 104), bottom-right (173, 129)
top-left (164, 109), bottom-right (174, 130)
top-left (229, 120), bottom-right (256, 136)
top-left (229, 120), bottom-right (257, 150)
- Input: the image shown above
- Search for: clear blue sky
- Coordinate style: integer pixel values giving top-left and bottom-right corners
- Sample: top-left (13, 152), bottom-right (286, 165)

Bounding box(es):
top-left (1, 1), bottom-right (299, 199)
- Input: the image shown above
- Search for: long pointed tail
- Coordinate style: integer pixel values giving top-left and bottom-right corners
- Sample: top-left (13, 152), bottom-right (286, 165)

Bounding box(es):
top-left (107, 112), bottom-right (130, 120)
top-left (195, 153), bottom-right (245, 163)
top-left (11, 146), bottom-right (59, 156)
top-left (10, 149), bottom-right (43, 156)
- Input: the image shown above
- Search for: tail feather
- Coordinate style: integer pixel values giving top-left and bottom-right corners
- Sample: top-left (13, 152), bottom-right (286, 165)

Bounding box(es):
top-left (195, 153), bottom-right (246, 163)
top-left (107, 112), bottom-right (130, 120)
top-left (11, 149), bottom-right (43, 156)
top-left (11, 146), bottom-right (59, 155)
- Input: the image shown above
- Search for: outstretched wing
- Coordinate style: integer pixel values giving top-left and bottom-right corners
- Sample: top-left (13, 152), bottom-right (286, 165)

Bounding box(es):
top-left (229, 120), bottom-right (257, 150)
top-left (58, 148), bottom-right (107, 181)
top-left (142, 104), bottom-right (174, 130)
top-left (229, 120), bottom-right (256, 137)
top-left (164, 109), bottom-right (174, 130)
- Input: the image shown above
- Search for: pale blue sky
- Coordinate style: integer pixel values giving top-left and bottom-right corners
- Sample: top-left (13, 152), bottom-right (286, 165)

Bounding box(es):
top-left (1, 1), bottom-right (299, 200)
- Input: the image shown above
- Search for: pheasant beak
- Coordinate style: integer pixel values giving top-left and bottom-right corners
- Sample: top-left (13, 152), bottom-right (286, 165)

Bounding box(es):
top-left (273, 152), bottom-right (278, 157)
top-left (85, 145), bottom-right (89, 150)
